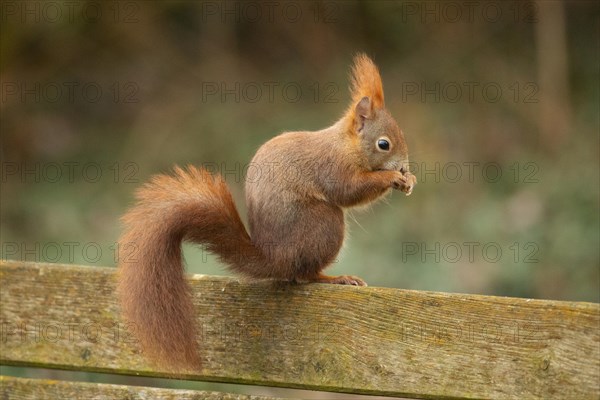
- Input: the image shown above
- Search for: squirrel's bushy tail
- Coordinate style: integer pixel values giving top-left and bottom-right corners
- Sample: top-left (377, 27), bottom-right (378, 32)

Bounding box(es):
top-left (117, 166), bottom-right (265, 370)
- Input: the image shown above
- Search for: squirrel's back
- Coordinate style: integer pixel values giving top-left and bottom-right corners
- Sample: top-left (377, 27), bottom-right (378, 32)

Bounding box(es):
top-left (245, 120), bottom-right (362, 204)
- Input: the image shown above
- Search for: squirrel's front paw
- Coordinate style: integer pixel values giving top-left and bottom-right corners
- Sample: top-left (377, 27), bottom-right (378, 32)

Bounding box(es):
top-left (400, 172), bottom-right (417, 196)
top-left (391, 171), bottom-right (416, 195)
top-left (391, 171), bottom-right (406, 189)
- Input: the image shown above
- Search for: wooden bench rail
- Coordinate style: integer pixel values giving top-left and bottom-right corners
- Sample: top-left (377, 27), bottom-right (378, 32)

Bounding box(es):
top-left (1, 261), bottom-right (599, 399)
top-left (0, 376), bottom-right (281, 400)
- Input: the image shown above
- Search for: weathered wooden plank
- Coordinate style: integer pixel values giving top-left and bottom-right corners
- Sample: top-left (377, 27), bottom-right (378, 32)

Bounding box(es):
top-left (0, 376), bottom-right (279, 399)
top-left (0, 261), bottom-right (598, 399)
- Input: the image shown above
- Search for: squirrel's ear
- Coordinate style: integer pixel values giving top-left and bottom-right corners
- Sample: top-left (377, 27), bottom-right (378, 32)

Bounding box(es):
top-left (354, 96), bottom-right (372, 133)
top-left (356, 96), bottom-right (373, 119)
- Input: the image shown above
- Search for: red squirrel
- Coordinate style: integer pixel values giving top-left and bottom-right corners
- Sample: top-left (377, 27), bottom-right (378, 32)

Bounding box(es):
top-left (118, 54), bottom-right (416, 370)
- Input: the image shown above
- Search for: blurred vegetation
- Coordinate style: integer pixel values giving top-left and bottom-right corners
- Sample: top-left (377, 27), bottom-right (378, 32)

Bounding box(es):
top-left (1, 0), bottom-right (598, 396)
top-left (1, 2), bottom-right (598, 303)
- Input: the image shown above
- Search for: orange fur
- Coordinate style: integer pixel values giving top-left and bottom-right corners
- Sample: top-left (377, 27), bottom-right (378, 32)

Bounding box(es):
top-left (349, 53), bottom-right (385, 109)
top-left (118, 166), bottom-right (268, 371)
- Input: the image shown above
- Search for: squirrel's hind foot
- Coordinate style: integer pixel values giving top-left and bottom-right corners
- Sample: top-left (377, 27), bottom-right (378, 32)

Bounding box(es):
top-left (311, 274), bottom-right (367, 287)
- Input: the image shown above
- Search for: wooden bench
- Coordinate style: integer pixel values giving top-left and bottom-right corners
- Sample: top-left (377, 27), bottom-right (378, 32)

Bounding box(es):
top-left (1, 260), bottom-right (598, 399)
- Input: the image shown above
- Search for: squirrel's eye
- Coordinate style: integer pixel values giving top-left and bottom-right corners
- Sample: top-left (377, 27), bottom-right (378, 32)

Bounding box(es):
top-left (377, 139), bottom-right (390, 151)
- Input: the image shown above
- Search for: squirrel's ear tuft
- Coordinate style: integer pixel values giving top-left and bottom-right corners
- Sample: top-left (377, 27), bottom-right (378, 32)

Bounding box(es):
top-left (349, 53), bottom-right (384, 109)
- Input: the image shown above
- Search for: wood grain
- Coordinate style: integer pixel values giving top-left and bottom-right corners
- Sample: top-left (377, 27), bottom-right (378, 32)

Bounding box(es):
top-left (1, 261), bottom-right (598, 399)
top-left (0, 376), bottom-right (278, 400)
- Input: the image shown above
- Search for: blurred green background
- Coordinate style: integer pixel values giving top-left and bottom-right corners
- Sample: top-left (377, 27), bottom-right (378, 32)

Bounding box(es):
top-left (3, 0), bottom-right (598, 301)
top-left (0, 0), bottom-right (598, 395)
